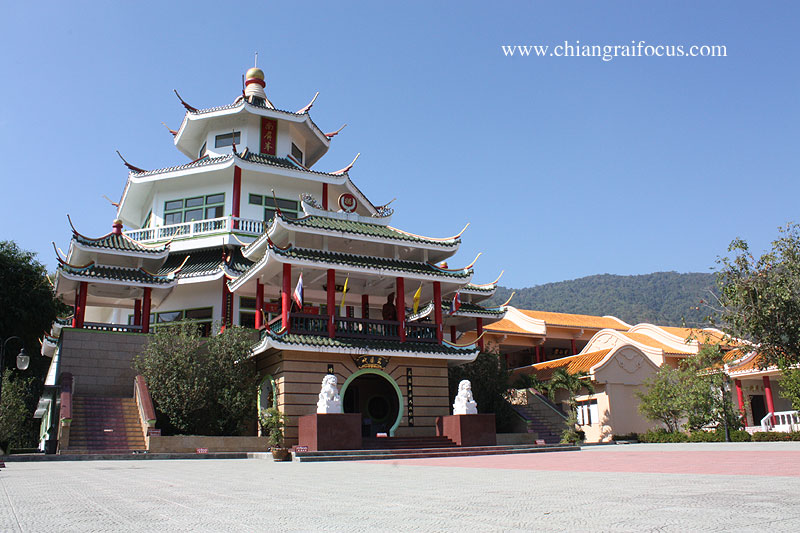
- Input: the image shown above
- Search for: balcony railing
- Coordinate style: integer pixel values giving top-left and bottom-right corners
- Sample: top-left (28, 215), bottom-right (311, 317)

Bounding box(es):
top-left (282, 313), bottom-right (438, 343)
top-left (124, 216), bottom-right (265, 243)
top-left (84, 322), bottom-right (143, 333)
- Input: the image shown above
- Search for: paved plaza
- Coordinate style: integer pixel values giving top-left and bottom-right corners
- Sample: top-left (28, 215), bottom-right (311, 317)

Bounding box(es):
top-left (2, 443), bottom-right (800, 532)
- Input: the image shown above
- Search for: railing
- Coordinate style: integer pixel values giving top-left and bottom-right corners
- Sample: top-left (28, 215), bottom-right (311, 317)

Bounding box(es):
top-left (405, 322), bottom-right (438, 343)
top-left (58, 372), bottom-right (74, 452)
top-left (761, 410), bottom-right (800, 432)
top-left (84, 322), bottom-right (143, 333)
top-left (279, 313), bottom-right (438, 343)
top-left (123, 216), bottom-right (264, 243)
top-left (134, 375), bottom-right (157, 443)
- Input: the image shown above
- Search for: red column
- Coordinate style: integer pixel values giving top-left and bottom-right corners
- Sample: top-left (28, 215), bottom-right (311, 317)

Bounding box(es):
top-left (535, 344), bottom-right (542, 363)
top-left (221, 278), bottom-right (232, 331)
top-left (450, 325), bottom-right (457, 343)
top-left (72, 287), bottom-right (80, 327)
top-left (282, 263), bottom-right (291, 332)
top-left (255, 280), bottom-right (264, 329)
top-left (327, 269), bottom-right (336, 338)
top-left (433, 281), bottom-right (443, 344)
top-left (141, 287), bottom-right (151, 334)
top-left (397, 277), bottom-right (406, 342)
top-left (362, 294), bottom-right (369, 319)
top-left (322, 183), bottom-right (328, 210)
top-left (75, 281), bottom-right (88, 328)
top-left (735, 379), bottom-right (746, 424)
top-left (763, 376), bottom-right (776, 423)
top-left (476, 317), bottom-right (484, 352)
top-left (134, 299), bottom-right (142, 326)
top-left (232, 166), bottom-right (242, 229)
top-left (571, 338), bottom-right (577, 355)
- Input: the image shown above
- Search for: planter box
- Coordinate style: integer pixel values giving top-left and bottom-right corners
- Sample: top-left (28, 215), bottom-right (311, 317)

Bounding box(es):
top-left (436, 414), bottom-right (496, 447)
top-left (298, 413), bottom-right (362, 451)
top-left (147, 436), bottom-right (269, 454)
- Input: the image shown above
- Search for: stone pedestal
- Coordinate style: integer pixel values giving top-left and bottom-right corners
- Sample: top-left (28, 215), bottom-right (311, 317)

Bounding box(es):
top-left (436, 414), bottom-right (496, 447)
top-left (298, 413), bottom-right (362, 451)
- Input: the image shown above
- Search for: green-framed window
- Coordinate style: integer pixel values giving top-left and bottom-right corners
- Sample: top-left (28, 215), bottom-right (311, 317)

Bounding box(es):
top-left (128, 307), bottom-right (213, 336)
top-left (215, 132), bottom-right (240, 148)
top-left (291, 142), bottom-right (303, 165)
top-left (164, 193), bottom-right (225, 225)
top-left (248, 194), bottom-right (299, 221)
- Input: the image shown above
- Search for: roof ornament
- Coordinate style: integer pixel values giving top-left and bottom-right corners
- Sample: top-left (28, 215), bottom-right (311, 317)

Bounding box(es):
top-left (270, 189), bottom-right (284, 216)
top-left (173, 90), bottom-right (198, 113)
top-left (296, 92), bottom-right (319, 114)
top-left (115, 151), bottom-right (147, 174)
top-left (325, 124), bottom-right (347, 139)
top-left (442, 332), bottom-right (484, 349)
top-left (66, 214), bottom-right (79, 235)
top-left (161, 122), bottom-right (178, 136)
top-left (102, 195), bottom-right (120, 208)
top-left (51, 242), bottom-right (66, 262)
top-left (373, 198), bottom-right (396, 218)
top-left (465, 252), bottom-right (482, 269)
top-left (332, 153), bottom-right (361, 175)
top-left (500, 292), bottom-right (516, 307)
top-left (244, 67), bottom-right (273, 108)
top-left (492, 270), bottom-right (505, 285)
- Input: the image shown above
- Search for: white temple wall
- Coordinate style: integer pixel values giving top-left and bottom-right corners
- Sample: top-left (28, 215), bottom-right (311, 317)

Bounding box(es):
top-left (239, 175), bottom-right (317, 221)
top-left (157, 281), bottom-right (225, 325)
top-left (150, 179), bottom-right (234, 227)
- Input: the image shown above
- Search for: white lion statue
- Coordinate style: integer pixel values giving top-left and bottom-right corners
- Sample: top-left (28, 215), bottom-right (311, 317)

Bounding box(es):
top-left (453, 379), bottom-right (478, 415)
top-left (317, 374), bottom-right (342, 414)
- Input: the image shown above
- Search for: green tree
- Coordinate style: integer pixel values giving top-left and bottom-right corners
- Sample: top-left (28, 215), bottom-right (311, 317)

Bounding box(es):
top-left (134, 322), bottom-right (258, 436)
top-left (0, 370), bottom-right (37, 451)
top-left (0, 241), bottom-right (65, 448)
top-left (714, 223), bottom-right (800, 368)
top-left (448, 353), bottom-right (516, 432)
top-left (779, 369), bottom-right (800, 411)
top-left (636, 364), bottom-right (685, 433)
top-left (546, 369), bottom-right (595, 443)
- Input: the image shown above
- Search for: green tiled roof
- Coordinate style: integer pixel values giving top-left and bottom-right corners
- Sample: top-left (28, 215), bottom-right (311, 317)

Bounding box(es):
top-left (131, 155), bottom-right (230, 178)
top-left (441, 301), bottom-right (505, 316)
top-left (159, 247), bottom-right (253, 279)
top-left (272, 246), bottom-right (472, 279)
top-left (74, 233), bottom-right (168, 255)
top-left (58, 263), bottom-right (173, 285)
top-left (281, 215), bottom-right (460, 247)
top-left (240, 151), bottom-right (342, 178)
top-left (262, 330), bottom-right (478, 356)
top-left (462, 283), bottom-right (496, 293)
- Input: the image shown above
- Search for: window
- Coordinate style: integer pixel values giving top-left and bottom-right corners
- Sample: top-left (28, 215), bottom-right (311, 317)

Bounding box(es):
top-left (128, 307), bottom-right (213, 336)
top-left (142, 210), bottom-right (152, 229)
top-left (164, 194), bottom-right (225, 225)
top-left (199, 141), bottom-right (207, 158)
top-left (248, 194), bottom-right (299, 221)
top-left (240, 297), bottom-right (257, 329)
top-left (291, 142), bottom-right (303, 165)
top-left (576, 399), bottom-right (598, 426)
top-left (215, 132), bottom-right (241, 148)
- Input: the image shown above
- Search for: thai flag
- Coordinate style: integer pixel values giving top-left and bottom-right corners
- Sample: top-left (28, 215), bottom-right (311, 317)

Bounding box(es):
top-left (292, 274), bottom-right (304, 309)
top-left (449, 292), bottom-right (461, 315)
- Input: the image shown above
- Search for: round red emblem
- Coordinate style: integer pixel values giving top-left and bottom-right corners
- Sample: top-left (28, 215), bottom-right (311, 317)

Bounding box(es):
top-left (338, 193), bottom-right (358, 213)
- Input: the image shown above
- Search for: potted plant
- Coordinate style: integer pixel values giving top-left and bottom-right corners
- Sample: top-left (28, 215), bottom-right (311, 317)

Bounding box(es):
top-left (260, 407), bottom-right (291, 461)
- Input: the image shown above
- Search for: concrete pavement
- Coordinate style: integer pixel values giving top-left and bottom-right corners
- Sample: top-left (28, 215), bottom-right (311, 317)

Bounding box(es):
top-left (2, 443), bottom-right (799, 531)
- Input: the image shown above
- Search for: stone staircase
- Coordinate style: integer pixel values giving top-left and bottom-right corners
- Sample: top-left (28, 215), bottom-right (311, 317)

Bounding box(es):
top-left (295, 443), bottom-right (579, 462)
top-left (362, 436), bottom-right (456, 449)
top-left (511, 392), bottom-right (568, 444)
top-left (65, 396), bottom-right (147, 454)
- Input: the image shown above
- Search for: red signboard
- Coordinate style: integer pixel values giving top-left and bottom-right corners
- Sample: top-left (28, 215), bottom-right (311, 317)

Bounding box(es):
top-left (294, 446), bottom-right (308, 453)
top-left (260, 118), bottom-right (277, 155)
top-left (196, 447), bottom-right (209, 454)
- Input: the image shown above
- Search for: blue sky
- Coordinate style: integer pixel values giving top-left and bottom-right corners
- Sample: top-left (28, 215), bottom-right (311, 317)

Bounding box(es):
top-left (1, 1), bottom-right (798, 288)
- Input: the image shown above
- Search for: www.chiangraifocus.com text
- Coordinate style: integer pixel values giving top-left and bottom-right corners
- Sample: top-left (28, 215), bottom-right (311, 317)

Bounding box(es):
top-left (501, 41), bottom-right (727, 61)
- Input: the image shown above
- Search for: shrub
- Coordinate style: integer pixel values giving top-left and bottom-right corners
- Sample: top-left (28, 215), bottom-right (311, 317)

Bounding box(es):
top-left (752, 431), bottom-right (795, 442)
top-left (639, 428), bottom-right (688, 443)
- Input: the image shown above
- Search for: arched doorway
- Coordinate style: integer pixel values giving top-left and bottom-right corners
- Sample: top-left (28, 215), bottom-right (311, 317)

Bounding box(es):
top-left (341, 369), bottom-right (403, 437)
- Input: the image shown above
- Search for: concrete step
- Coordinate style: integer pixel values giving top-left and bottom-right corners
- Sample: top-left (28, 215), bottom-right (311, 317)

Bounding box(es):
top-left (295, 444), bottom-right (580, 462)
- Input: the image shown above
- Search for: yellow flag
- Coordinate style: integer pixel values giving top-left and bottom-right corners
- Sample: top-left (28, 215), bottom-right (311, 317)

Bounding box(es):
top-left (339, 275), bottom-right (349, 314)
top-left (412, 283), bottom-right (422, 314)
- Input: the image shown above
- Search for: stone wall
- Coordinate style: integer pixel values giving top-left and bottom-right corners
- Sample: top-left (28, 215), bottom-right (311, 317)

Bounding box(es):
top-left (59, 329), bottom-right (151, 397)
top-left (148, 435), bottom-right (269, 453)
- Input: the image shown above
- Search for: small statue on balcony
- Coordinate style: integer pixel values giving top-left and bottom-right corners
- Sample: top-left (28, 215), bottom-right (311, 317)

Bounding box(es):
top-left (317, 374), bottom-right (342, 414)
top-left (382, 292), bottom-right (397, 321)
top-left (453, 379), bottom-right (478, 415)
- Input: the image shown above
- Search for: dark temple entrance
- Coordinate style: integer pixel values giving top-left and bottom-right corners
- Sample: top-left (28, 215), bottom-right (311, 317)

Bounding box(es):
top-left (342, 372), bottom-right (400, 437)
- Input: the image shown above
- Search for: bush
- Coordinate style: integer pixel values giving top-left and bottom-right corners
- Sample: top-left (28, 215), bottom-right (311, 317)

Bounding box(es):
top-left (0, 370), bottom-right (37, 451)
top-left (688, 430), bottom-right (719, 442)
top-left (639, 428), bottom-right (688, 443)
top-left (134, 322), bottom-right (258, 436)
top-left (751, 431), bottom-right (798, 442)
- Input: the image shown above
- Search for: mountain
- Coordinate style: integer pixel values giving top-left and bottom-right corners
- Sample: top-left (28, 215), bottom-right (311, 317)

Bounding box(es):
top-left (484, 271), bottom-right (716, 327)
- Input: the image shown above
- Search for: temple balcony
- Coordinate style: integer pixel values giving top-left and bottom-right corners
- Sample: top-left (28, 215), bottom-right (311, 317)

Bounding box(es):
top-left (271, 313), bottom-right (439, 344)
top-left (123, 216), bottom-right (265, 244)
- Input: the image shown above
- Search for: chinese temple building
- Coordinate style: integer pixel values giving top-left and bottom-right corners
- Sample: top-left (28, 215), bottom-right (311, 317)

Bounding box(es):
top-left (35, 66), bottom-right (508, 452)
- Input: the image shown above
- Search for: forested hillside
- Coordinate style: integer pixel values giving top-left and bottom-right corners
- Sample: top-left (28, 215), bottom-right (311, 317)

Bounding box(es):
top-left (485, 271), bottom-right (716, 327)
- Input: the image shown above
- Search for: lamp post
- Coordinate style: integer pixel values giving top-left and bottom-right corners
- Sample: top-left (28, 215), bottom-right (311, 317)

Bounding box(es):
top-left (0, 336), bottom-right (30, 402)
